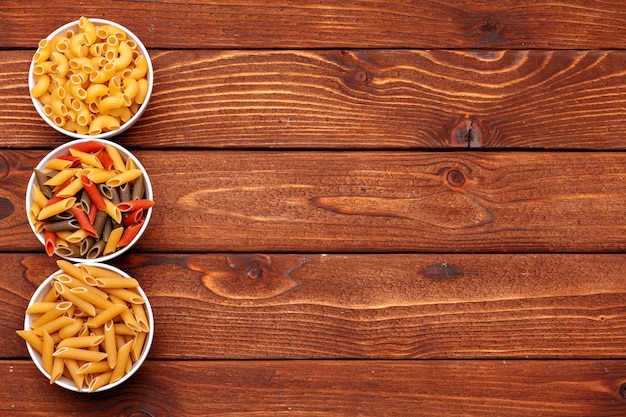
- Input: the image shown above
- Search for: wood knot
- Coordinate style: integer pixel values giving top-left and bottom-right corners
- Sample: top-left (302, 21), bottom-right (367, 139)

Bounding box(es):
top-left (247, 267), bottom-right (261, 280)
top-left (473, 19), bottom-right (503, 43)
top-left (354, 70), bottom-right (367, 83)
top-left (448, 117), bottom-right (483, 148)
top-left (619, 383), bottom-right (626, 399)
top-left (198, 254), bottom-right (310, 300)
top-left (446, 169), bottom-right (465, 187)
top-left (0, 197), bottom-right (14, 221)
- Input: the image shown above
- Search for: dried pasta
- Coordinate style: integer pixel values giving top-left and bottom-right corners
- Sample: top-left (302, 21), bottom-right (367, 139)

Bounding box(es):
top-left (17, 261), bottom-right (151, 392)
top-left (31, 16), bottom-right (150, 135)
top-left (30, 140), bottom-right (153, 259)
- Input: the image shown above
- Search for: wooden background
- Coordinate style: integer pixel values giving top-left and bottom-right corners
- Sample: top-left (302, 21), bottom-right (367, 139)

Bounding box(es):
top-left (2, 1), bottom-right (626, 415)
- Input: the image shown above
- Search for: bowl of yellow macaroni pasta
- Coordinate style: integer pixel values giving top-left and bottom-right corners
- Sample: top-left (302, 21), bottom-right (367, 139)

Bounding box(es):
top-left (18, 261), bottom-right (154, 392)
top-left (28, 17), bottom-right (153, 139)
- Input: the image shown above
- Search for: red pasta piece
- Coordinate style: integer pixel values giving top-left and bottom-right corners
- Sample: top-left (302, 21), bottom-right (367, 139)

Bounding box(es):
top-left (69, 140), bottom-right (106, 153)
top-left (58, 155), bottom-right (82, 167)
top-left (44, 230), bottom-right (56, 257)
top-left (117, 221), bottom-right (143, 248)
top-left (98, 150), bottom-right (115, 170)
top-left (117, 199), bottom-right (154, 212)
top-left (80, 175), bottom-right (106, 210)
top-left (122, 208), bottom-right (144, 227)
top-left (88, 202), bottom-right (99, 224)
top-left (69, 206), bottom-right (98, 238)
top-left (45, 196), bottom-right (63, 207)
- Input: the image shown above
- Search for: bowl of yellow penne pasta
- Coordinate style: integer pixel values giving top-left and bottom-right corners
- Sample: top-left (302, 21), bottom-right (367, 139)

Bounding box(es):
top-left (18, 260), bottom-right (154, 393)
top-left (28, 16), bottom-right (153, 139)
top-left (26, 138), bottom-right (154, 262)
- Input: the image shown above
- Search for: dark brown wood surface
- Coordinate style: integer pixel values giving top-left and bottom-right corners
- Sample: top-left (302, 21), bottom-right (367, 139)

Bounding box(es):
top-left (3, 1), bottom-right (626, 416)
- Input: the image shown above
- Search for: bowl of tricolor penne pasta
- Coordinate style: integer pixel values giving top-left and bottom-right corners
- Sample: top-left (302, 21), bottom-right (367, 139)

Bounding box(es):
top-left (26, 138), bottom-right (154, 262)
top-left (28, 16), bottom-right (153, 139)
top-left (17, 260), bottom-right (154, 392)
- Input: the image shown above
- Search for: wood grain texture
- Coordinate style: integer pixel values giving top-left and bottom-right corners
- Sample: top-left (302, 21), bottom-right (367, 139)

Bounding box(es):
top-left (4, 253), bottom-right (626, 359)
top-left (6, 150), bottom-right (626, 253)
top-left (3, 359), bottom-right (626, 416)
top-left (3, 0), bottom-right (626, 49)
top-left (5, 49), bottom-right (626, 149)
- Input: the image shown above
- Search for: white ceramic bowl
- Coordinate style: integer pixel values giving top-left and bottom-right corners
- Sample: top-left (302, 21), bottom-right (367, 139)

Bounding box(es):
top-left (28, 18), bottom-right (153, 139)
top-left (23, 262), bottom-right (154, 393)
top-left (26, 138), bottom-right (153, 262)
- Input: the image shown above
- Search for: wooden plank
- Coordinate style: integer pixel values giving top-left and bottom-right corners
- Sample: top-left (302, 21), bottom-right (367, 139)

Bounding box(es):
top-left (5, 253), bottom-right (626, 359)
top-left (5, 150), bottom-right (626, 253)
top-left (3, 1), bottom-right (626, 50)
top-left (3, 359), bottom-right (626, 416)
top-left (5, 49), bottom-right (626, 149)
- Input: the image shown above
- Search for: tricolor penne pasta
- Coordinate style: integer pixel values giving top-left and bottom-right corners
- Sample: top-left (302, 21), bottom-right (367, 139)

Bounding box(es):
top-left (29, 139), bottom-right (153, 259)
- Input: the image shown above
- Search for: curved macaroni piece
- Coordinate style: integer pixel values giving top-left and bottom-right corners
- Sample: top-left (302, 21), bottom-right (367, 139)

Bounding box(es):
top-left (88, 114), bottom-right (120, 135)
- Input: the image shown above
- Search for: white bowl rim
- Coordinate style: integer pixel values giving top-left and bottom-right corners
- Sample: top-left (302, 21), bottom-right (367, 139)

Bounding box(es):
top-left (23, 262), bottom-right (154, 393)
top-left (28, 18), bottom-right (154, 140)
top-left (25, 138), bottom-right (153, 263)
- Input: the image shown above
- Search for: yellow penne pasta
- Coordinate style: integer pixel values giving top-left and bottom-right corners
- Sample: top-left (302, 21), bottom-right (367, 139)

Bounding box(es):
top-left (104, 144), bottom-right (126, 171)
top-left (68, 148), bottom-right (103, 168)
top-left (28, 202), bottom-right (42, 224)
top-left (41, 329), bottom-right (55, 375)
top-left (103, 198), bottom-right (122, 224)
top-left (105, 287), bottom-right (145, 304)
top-left (57, 259), bottom-right (91, 282)
top-left (110, 340), bottom-right (133, 384)
top-left (105, 168), bottom-right (142, 187)
top-left (16, 330), bottom-right (44, 353)
top-left (54, 176), bottom-right (84, 198)
top-left (32, 184), bottom-right (48, 209)
top-left (58, 318), bottom-right (85, 339)
top-left (33, 316), bottom-right (75, 336)
top-left (69, 286), bottom-right (115, 311)
top-left (90, 276), bottom-right (139, 288)
top-left (64, 359), bottom-right (85, 391)
top-left (66, 229), bottom-right (89, 244)
top-left (130, 331), bottom-right (147, 362)
top-left (80, 263), bottom-right (125, 279)
top-left (104, 320), bottom-right (118, 369)
top-left (52, 282), bottom-right (97, 317)
top-left (44, 168), bottom-right (80, 186)
top-left (45, 157), bottom-right (74, 171)
top-left (78, 167), bottom-right (117, 183)
top-left (88, 371), bottom-right (112, 392)
top-left (113, 323), bottom-right (137, 336)
top-left (85, 303), bottom-right (127, 328)
top-left (104, 226), bottom-right (124, 255)
top-left (50, 356), bottom-right (65, 384)
top-left (55, 272), bottom-right (109, 299)
top-left (77, 360), bottom-right (112, 375)
top-left (53, 346), bottom-right (108, 362)
top-left (37, 197), bottom-right (76, 220)
top-left (30, 300), bottom-right (73, 329)
top-left (131, 303), bottom-right (150, 332)
top-left (26, 302), bottom-right (61, 315)
top-left (57, 335), bottom-right (104, 349)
